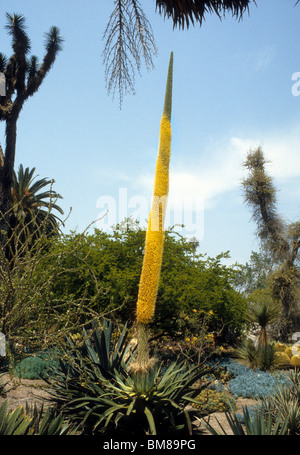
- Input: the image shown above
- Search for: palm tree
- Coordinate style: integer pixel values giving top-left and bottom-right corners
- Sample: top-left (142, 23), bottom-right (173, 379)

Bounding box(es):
top-left (248, 297), bottom-right (281, 347)
top-left (0, 13), bottom-right (63, 241)
top-left (8, 165), bottom-right (64, 257)
top-left (155, 0), bottom-right (255, 29)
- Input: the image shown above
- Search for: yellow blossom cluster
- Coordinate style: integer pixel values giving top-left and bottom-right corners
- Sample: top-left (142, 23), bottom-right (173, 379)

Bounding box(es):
top-left (136, 53), bottom-right (173, 325)
top-left (185, 333), bottom-right (214, 346)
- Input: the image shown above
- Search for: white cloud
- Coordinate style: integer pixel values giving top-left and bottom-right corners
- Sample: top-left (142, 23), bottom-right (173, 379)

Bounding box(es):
top-left (136, 123), bottom-right (300, 211)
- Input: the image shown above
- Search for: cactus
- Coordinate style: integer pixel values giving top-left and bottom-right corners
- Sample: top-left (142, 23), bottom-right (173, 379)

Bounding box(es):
top-left (290, 355), bottom-right (300, 368)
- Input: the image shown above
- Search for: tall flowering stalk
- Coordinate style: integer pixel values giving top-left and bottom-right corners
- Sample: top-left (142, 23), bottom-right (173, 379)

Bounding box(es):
top-left (134, 52), bottom-right (173, 372)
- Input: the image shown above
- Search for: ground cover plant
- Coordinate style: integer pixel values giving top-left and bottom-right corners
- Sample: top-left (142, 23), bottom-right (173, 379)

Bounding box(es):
top-left (12, 351), bottom-right (60, 380)
top-left (211, 357), bottom-right (291, 399)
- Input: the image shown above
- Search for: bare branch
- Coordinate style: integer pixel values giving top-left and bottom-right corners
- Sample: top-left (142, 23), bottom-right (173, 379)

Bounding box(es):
top-left (102, 0), bottom-right (157, 107)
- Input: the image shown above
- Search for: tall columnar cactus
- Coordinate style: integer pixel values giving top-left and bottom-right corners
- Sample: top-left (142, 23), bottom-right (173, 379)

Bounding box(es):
top-left (134, 52), bottom-right (173, 372)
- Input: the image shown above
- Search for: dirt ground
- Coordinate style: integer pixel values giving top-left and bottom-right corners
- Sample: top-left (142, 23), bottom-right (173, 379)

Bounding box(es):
top-left (0, 373), bottom-right (53, 411)
top-left (194, 397), bottom-right (257, 435)
top-left (0, 373), bottom-right (257, 435)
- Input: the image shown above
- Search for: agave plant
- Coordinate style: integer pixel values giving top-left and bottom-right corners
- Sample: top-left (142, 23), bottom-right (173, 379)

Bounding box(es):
top-left (0, 400), bottom-right (73, 435)
top-left (44, 320), bottom-right (136, 422)
top-left (82, 319), bottom-right (134, 379)
top-left (254, 370), bottom-right (300, 435)
top-left (46, 319), bottom-right (214, 435)
top-left (64, 360), bottom-right (213, 435)
top-left (200, 405), bottom-right (289, 435)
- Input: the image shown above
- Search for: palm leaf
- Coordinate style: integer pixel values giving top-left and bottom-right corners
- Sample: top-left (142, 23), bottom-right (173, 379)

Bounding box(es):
top-left (155, 0), bottom-right (255, 29)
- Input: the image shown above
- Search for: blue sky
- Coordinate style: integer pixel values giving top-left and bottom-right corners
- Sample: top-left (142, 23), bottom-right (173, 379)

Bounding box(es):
top-left (0, 0), bottom-right (299, 266)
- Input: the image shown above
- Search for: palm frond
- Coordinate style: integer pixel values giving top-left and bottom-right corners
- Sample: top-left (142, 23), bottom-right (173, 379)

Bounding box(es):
top-left (10, 164), bottom-right (64, 244)
top-left (155, 0), bottom-right (255, 29)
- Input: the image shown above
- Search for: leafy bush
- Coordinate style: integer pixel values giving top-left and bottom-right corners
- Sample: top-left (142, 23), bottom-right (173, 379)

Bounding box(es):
top-left (290, 355), bottom-right (300, 367)
top-left (274, 351), bottom-right (292, 368)
top-left (193, 388), bottom-right (236, 415)
top-left (274, 343), bottom-right (287, 352)
top-left (42, 225), bottom-right (247, 343)
top-left (0, 216), bottom-right (110, 354)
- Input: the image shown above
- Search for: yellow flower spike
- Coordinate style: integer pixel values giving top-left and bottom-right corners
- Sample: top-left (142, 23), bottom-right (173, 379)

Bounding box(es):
top-left (136, 52), bottom-right (173, 325)
top-left (130, 53), bottom-right (173, 374)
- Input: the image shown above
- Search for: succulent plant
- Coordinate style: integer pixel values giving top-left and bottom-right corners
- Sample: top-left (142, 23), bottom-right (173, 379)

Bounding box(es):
top-left (0, 400), bottom-right (73, 435)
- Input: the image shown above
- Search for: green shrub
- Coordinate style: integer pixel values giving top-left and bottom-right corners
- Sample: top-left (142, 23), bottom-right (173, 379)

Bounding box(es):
top-left (41, 226), bottom-right (247, 343)
top-left (193, 388), bottom-right (236, 415)
top-left (235, 339), bottom-right (279, 371)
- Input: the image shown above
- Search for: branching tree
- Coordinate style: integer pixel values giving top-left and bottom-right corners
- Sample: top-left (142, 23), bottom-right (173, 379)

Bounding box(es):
top-left (242, 147), bottom-right (300, 339)
top-left (234, 249), bottom-right (276, 296)
top-left (0, 13), bottom-right (63, 242)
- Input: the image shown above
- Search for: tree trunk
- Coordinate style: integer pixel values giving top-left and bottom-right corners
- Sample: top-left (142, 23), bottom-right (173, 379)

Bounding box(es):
top-left (0, 117), bottom-right (17, 246)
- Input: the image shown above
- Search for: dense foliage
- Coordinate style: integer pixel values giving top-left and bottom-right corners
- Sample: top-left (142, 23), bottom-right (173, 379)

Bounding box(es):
top-left (38, 223), bottom-right (247, 343)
